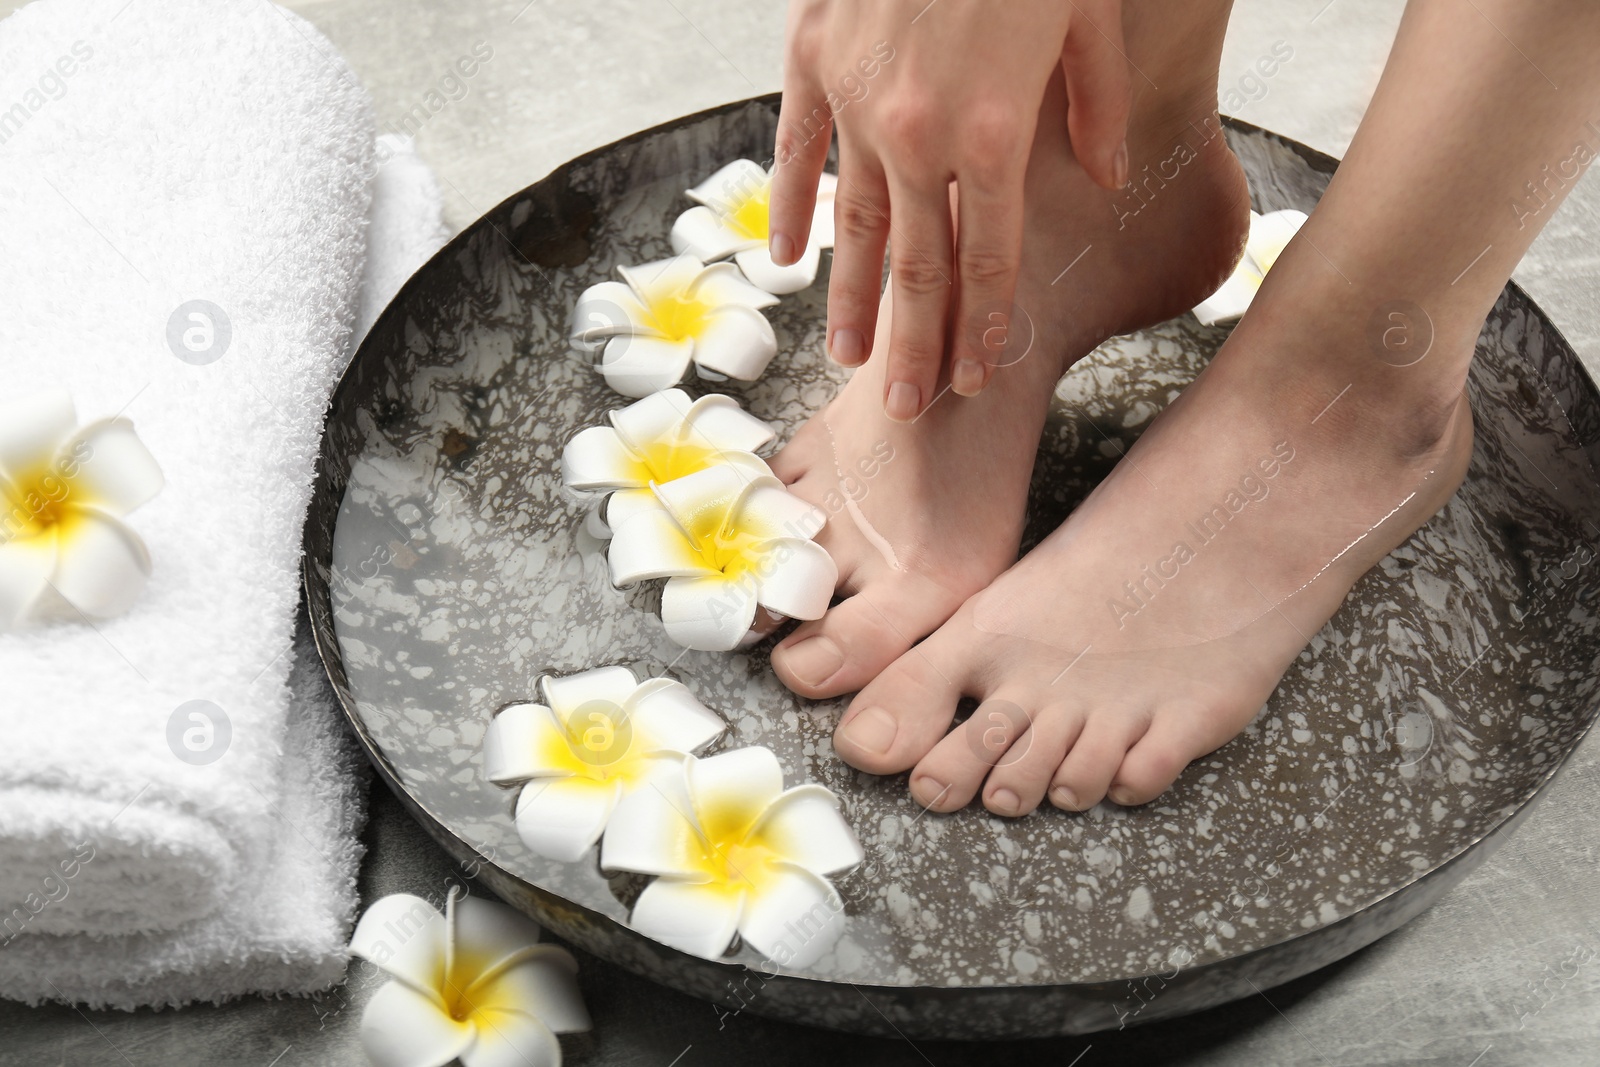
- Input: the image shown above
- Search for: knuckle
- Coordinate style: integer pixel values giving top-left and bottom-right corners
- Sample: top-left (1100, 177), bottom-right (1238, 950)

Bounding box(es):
top-left (958, 246), bottom-right (1015, 290)
top-left (879, 97), bottom-right (936, 155)
top-left (834, 194), bottom-right (886, 240)
top-left (892, 252), bottom-right (950, 296)
top-left (964, 107), bottom-right (1026, 169)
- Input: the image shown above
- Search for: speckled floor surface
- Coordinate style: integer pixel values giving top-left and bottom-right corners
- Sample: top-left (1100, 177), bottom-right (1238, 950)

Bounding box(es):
top-left (2, 0), bottom-right (1597, 1064)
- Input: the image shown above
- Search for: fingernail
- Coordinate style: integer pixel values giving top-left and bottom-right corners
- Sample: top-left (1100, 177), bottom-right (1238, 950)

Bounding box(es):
top-left (913, 775), bottom-right (948, 809)
top-left (951, 358), bottom-right (985, 396)
top-left (840, 706), bottom-right (897, 755)
top-left (830, 328), bottom-right (866, 367)
top-left (1112, 141), bottom-right (1130, 188)
top-left (784, 635), bottom-right (843, 688)
top-left (885, 381), bottom-right (921, 422)
top-left (989, 788), bottom-right (1021, 815)
top-left (1051, 784), bottom-right (1080, 810)
top-left (769, 231), bottom-right (796, 266)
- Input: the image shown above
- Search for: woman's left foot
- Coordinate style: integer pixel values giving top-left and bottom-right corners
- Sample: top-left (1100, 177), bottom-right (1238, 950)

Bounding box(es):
top-left (832, 274), bottom-right (1477, 816)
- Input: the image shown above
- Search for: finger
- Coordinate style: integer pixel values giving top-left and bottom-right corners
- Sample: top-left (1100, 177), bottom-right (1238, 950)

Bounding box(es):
top-left (824, 156), bottom-right (892, 369)
top-left (949, 162), bottom-right (1027, 397)
top-left (883, 173), bottom-right (955, 421)
top-left (1061, 0), bottom-right (1134, 190)
top-left (771, 71), bottom-right (834, 267)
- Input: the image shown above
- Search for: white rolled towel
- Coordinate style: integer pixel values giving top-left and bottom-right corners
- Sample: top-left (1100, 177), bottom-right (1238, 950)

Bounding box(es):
top-left (0, 0), bottom-right (446, 1007)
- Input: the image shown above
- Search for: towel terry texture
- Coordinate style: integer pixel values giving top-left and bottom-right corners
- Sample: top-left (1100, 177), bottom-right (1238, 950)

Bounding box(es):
top-left (0, 0), bottom-right (448, 1008)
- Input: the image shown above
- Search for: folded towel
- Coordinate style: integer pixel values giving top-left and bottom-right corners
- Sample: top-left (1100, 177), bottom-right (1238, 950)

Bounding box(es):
top-left (0, 0), bottom-right (446, 1007)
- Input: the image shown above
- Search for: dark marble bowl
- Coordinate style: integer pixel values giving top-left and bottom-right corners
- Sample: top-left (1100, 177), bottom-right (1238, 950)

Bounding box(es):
top-left (304, 96), bottom-right (1600, 1038)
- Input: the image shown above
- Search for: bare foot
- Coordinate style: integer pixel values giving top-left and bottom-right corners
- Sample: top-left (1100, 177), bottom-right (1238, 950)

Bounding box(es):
top-left (832, 268), bottom-right (1476, 816)
top-left (770, 75), bottom-right (1251, 698)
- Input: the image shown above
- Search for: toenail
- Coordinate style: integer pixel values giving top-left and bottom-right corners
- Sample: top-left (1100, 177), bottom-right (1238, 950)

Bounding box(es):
top-left (885, 381), bottom-right (921, 422)
top-left (830, 328), bottom-right (865, 367)
top-left (841, 706), bottom-right (897, 755)
top-left (913, 775), bottom-right (949, 808)
top-left (783, 635), bottom-right (843, 688)
top-left (989, 788), bottom-right (1021, 814)
top-left (951, 358), bottom-right (985, 396)
top-left (1051, 785), bottom-right (1080, 810)
top-left (1107, 786), bottom-right (1138, 807)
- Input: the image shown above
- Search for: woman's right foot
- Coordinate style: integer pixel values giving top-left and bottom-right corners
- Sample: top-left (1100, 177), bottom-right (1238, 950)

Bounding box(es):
top-left (770, 67), bottom-right (1252, 698)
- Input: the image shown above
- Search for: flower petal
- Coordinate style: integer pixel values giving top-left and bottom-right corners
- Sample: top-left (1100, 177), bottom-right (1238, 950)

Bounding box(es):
top-left (670, 204), bottom-right (760, 262)
top-left (685, 158), bottom-right (771, 215)
top-left (607, 508), bottom-right (714, 584)
top-left (514, 776), bottom-right (620, 862)
top-left (571, 280), bottom-right (655, 345)
top-left (735, 483), bottom-right (825, 541)
top-left (350, 894), bottom-right (448, 1000)
top-left (540, 665), bottom-right (639, 718)
top-left (753, 539), bottom-right (837, 621)
top-left (738, 862), bottom-right (847, 969)
top-left (561, 426), bottom-right (645, 491)
top-left (734, 242), bottom-right (821, 295)
top-left (608, 388), bottom-right (695, 452)
top-left (661, 574), bottom-right (758, 652)
top-left (680, 395), bottom-right (776, 455)
top-left (49, 507), bottom-right (151, 619)
top-left (482, 702), bottom-right (567, 784)
top-left (60, 417), bottom-right (164, 516)
top-left (628, 877), bottom-right (745, 961)
top-left (359, 979), bottom-right (472, 1067)
top-left (618, 255), bottom-right (706, 303)
top-left (749, 784), bottom-right (864, 876)
top-left (600, 334), bottom-right (696, 398)
top-left (601, 487), bottom-right (663, 534)
top-left (650, 464), bottom-right (762, 542)
top-left (0, 388), bottom-right (75, 480)
top-left (810, 172), bottom-right (837, 248)
top-left (469, 949), bottom-right (591, 1034)
top-left (600, 762), bottom-right (709, 878)
top-left (459, 1009), bottom-right (561, 1067)
top-left (0, 536), bottom-right (57, 632)
top-left (688, 262), bottom-right (781, 310)
top-left (446, 893), bottom-right (549, 989)
top-left (623, 677), bottom-right (726, 754)
top-left (687, 747), bottom-right (787, 839)
top-left (1247, 208), bottom-right (1308, 275)
top-left (689, 304), bottom-right (778, 381)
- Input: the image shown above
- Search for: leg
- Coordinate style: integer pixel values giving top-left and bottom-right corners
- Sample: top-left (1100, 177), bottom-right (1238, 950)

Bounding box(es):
top-left (837, 0), bottom-right (1600, 815)
top-left (770, 0), bottom-right (1248, 697)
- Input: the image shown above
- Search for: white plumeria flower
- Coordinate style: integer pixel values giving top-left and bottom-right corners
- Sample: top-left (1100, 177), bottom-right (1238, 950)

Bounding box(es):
top-left (669, 159), bottom-right (837, 295)
top-left (0, 389), bottom-right (164, 630)
top-left (606, 464), bottom-right (836, 651)
top-left (1191, 209), bottom-right (1309, 326)
top-left (572, 255), bottom-right (780, 398)
top-left (601, 747), bottom-right (863, 968)
top-left (349, 889), bottom-right (591, 1067)
top-left (561, 388), bottom-right (775, 537)
top-left (482, 665), bottom-right (726, 862)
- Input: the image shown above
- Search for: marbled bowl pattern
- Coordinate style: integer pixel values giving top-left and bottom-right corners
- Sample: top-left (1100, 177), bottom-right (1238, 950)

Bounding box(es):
top-left (304, 100), bottom-right (1600, 1037)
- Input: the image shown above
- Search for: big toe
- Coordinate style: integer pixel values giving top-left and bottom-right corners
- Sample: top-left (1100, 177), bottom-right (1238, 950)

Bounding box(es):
top-left (773, 573), bottom-right (961, 699)
top-left (832, 628), bottom-right (970, 775)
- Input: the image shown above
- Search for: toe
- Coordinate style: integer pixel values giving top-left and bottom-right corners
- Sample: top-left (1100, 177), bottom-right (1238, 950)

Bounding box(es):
top-left (981, 705), bottom-right (1086, 817)
top-left (832, 628), bottom-right (968, 775)
top-left (1106, 705), bottom-right (1228, 806)
top-left (773, 574), bottom-right (959, 698)
top-left (907, 695), bottom-right (1034, 812)
top-left (1048, 710), bottom-right (1152, 812)
top-left (767, 416), bottom-right (825, 485)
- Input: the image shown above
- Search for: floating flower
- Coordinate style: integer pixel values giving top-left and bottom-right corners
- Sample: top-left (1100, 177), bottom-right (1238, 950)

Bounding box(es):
top-left (601, 746), bottom-right (863, 968)
top-left (561, 388), bottom-right (775, 536)
top-left (350, 889), bottom-right (591, 1067)
top-left (482, 665), bottom-right (726, 862)
top-left (1191, 208), bottom-right (1309, 326)
top-left (670, 159), bottom-right (837, 295)
top-left (572, 255), bottom-right (780, 398)
top-left (606, 464), bottom-right (836, 651)
top-left (0, 389), bottom-right (164, 630)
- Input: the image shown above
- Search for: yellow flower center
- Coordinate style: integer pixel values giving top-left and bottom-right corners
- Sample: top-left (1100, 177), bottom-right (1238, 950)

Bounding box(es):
top-left (535, 699), bottom-right (643, 783)
top-left (1, 460), bottom-right (83, 546)
top-left (725, 185), bottom-right (771, 242)
top-left (641, 287), bottom-right (715, 343)
top-left (633, 435), bottom-right (719, 485)
top-left (673, 498), bottom-right (765, 581)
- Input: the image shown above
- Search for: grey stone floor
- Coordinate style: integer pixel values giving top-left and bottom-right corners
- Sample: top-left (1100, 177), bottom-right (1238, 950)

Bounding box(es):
top-left (2, 0), bottom-right (1598, 1064)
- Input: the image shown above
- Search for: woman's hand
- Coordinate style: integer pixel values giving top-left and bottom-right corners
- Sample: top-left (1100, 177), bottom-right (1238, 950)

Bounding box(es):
top-left (771, 0), bottom-right (1132, 420)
